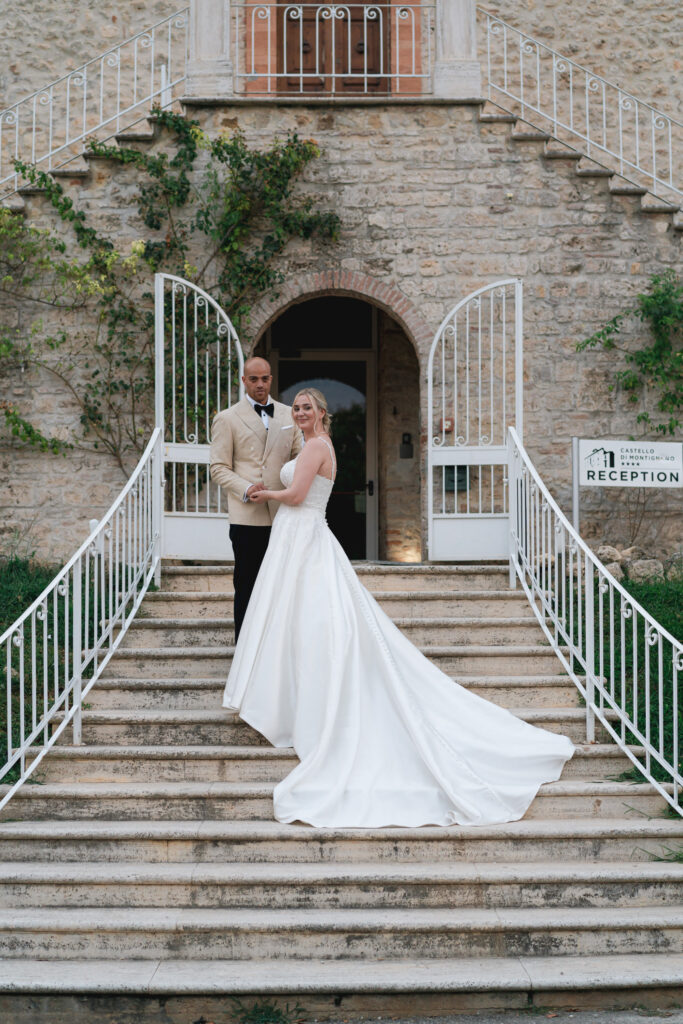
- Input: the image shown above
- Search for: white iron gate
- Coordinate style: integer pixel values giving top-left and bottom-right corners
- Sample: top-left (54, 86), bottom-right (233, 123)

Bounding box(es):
top-left (427, 279), bottom-right (523, 560)
top-left (154, 273), bottom-right (244, 559)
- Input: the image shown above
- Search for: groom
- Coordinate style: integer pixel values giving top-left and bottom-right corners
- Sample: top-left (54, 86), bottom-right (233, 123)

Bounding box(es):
top-left (210, 356), bottom-right (302, 642)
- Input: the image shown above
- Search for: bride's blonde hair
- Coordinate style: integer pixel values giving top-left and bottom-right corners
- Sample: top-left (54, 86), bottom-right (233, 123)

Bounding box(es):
top-left (293, 387), bottom-right (332, 435)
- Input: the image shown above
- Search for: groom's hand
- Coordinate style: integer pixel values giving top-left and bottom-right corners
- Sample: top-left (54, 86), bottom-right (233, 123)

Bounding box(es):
top-left (246, 482), bottom-right (265, 498)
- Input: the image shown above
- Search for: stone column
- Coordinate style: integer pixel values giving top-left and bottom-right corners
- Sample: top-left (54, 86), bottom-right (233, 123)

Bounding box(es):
top-left (185, 0), bottom-right (234, 97)
top-left (433, 0), bottom-right (482, 99)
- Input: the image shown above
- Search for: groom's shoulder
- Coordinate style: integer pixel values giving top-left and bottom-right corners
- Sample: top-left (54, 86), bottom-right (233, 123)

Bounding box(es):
top-left (274, 398), bottom-right (292, 414)
top-left (214, 399), bottom-right (248, 425)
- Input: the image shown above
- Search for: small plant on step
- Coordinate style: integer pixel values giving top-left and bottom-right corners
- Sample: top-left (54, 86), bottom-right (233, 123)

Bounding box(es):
top-left (193, 998), bottom-right (306, 1024)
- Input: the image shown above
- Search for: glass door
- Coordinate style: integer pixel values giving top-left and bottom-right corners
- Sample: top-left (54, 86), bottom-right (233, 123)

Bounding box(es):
top-left (276, 355), bottom-right (377, 559)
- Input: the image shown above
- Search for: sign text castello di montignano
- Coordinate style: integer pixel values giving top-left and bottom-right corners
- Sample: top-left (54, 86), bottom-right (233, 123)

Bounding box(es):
top-left (578, 440), bottom-right (683, 488)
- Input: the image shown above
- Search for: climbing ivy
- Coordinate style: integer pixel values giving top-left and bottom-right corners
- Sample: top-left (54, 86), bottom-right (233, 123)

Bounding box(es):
top-left (1, 108), bottom-right (339, 471)
top-left (577, 269), bottom-right (683, 436)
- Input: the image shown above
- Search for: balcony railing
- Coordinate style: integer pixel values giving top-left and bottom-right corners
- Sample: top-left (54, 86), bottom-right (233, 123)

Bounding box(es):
top-left (233, 3), bottom-right (434, 96)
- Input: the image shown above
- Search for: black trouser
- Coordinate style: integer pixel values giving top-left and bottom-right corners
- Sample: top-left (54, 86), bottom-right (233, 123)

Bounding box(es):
top-left (229, 524), bottom-right (272, 643)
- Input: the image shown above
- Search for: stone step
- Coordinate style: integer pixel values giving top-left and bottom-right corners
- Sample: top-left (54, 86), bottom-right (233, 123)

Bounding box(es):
top-left (121, 616), bottom-right (543, 649)
top-left (51, 706), bottom-right (603, 746)
top-left (575, 156), bottom-right (614, 178)
top-left (0, 194), bottom-right (26, 214)
top-left (640, 192), bottom-right (681, 215)
top-left (1, 952), bottom-right (682, 1014)
top-left (511, 118), bottom-right (552, 143)
top-left (142, 589), bottom-right (532, 618)
top-left (84, 674), bottom-right (581, 711)
top-left (0, 779), bottom-right (668, 822)
top-left (29, 743), bottom-right (636, 784)
top-left (2, 860), bottom-right (679, 910)
top-left (609, 175), bottom-right (649, 196)
top-left (100, 644), bottom-right (565, 679)
top-left (477, 100), bottom-right (518, 124)
top-left (543, 139), bottom-right (582, 161)
top-left (1, 904), bottom-right (682, 960)
top-left (49, 161), bottom-right (91, 179)
top-left (1, 817), bottom-right (680, 864)
top-left (161, 563), bottom-right (510, 593)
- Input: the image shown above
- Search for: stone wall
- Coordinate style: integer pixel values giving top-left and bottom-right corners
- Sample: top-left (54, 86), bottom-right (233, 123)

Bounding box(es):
top-left (1, 99), bottom-right (681, 562)
top-left (377, 312), bottom-right (422, 562)
top-left (0, 1), bottom-right (679, 119)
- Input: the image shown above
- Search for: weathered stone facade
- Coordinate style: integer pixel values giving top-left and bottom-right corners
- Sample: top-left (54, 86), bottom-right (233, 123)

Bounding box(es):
top-left (1, 1), bottom-right (680, 119)
top-left (1, 97), bottom-right (680, 562)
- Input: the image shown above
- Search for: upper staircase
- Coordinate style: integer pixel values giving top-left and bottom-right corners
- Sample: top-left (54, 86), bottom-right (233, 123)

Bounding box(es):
top-left (1, 561), bottom-right (682, 1019)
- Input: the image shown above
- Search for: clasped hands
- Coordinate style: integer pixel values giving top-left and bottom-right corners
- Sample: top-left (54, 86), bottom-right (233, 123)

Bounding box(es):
top-left (247, 482), bottom-right (269, 504)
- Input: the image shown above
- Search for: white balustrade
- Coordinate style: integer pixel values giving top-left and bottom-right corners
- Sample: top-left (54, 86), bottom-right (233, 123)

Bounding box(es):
top-left (0, 10), bottom-right (190, 199)
top-left (231, 3), bottom-right (435, 95)
top-left (479, 8), bottom-right (682, 201)
top-left (0, 429), bottom-right (163, 811)
top-left (508, 427), bottom-right (682, 815)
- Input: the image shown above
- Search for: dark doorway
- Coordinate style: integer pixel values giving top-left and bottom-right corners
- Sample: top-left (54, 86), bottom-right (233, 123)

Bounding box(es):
top-left (264, 297), bottom-right (378, 560)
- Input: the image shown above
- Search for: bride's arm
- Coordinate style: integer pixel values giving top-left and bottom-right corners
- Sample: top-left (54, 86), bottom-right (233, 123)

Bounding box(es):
top-left (249, 440), bottom-right (327, 507)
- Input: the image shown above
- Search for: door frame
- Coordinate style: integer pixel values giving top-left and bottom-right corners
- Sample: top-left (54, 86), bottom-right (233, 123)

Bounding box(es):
top-left (270, 346), bottom-right (379, 561)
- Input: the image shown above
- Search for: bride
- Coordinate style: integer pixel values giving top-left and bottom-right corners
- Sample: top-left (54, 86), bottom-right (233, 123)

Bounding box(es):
top-left (223, 388), bottom-right (574, 828)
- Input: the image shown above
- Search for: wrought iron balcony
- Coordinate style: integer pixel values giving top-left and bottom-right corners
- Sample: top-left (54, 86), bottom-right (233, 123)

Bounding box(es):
top-left (232, 2), bottom-right (435, 96)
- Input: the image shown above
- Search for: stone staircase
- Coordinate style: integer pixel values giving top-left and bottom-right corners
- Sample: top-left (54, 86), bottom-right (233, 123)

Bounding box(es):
top-left (1, 561), bottom-right (683, 1021)
top-left (3, 100), bottom-right (682, 233)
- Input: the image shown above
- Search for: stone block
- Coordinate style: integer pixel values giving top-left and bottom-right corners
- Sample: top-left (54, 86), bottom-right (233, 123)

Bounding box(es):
top-left (604, 561), bottom-right (625, 582)
top-left (627, 559), bottom-right (664, 582)
top-left (597, 545), bottom-right (622, 564)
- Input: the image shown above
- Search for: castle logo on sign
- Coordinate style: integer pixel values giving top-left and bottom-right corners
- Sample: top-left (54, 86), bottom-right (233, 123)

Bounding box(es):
top-left (579, 440), bottom-right (683, 488)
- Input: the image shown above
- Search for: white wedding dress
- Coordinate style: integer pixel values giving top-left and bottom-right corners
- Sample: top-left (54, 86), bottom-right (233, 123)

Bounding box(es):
top-left (223, 443), bottom-right (574, 828)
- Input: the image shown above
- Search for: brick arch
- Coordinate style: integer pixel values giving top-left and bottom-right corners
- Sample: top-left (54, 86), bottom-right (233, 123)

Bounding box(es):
top-left (245, 269), bottom-right (432, 358)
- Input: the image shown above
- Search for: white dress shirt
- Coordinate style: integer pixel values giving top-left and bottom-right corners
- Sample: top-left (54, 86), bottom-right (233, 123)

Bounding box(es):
top-left (246, 393), bottom-right (273, 430)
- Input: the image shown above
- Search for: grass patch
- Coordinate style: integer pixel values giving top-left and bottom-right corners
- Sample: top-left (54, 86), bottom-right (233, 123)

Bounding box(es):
top-left (622, 575), bottom-right (683, 643)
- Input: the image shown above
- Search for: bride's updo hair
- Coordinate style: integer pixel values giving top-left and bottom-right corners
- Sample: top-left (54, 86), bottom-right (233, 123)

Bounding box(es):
top-left (293, 387), bottom-right (332, 435)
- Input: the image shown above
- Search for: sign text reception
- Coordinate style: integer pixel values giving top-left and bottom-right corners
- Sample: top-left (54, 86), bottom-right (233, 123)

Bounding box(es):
top-left (578, 440), bottom-right (683, 488)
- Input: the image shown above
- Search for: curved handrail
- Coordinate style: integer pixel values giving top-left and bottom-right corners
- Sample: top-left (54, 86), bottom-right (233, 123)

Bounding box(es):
top-left (0, 428), bottom-right (163, 810)
top-left (508, 426), bottom-right (683, 814)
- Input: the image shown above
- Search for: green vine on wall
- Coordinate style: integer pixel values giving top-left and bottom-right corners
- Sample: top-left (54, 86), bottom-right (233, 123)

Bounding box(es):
top-left (577, 269), bottom-right (683, 436)
top-left (1, 108), bottom-right (340, 472)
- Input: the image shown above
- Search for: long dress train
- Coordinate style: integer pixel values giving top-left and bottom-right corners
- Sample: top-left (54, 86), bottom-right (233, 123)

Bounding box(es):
top-left (223, 447), bottom-right (574, 828)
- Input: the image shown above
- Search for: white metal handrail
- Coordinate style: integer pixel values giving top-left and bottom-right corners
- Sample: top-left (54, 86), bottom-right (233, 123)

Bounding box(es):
top-left (508, 426), bottom-right (682, 815)
top-left (0, 9), bottom-right (189, 199)
top-left (0, 428), bottom-right (163, 811)
top-left (479, 8), bottom-right (682, 201)
top-left (233, 2), bottom-right (434, 95)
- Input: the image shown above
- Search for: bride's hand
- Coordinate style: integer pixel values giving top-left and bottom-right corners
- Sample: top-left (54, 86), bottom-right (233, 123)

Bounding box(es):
top-left (249, 489), bottom-right (271, 503)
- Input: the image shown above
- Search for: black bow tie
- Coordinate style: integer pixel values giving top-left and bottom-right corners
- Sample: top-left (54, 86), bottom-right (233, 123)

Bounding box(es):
top-left (254, 402), bottom-right (274, 418)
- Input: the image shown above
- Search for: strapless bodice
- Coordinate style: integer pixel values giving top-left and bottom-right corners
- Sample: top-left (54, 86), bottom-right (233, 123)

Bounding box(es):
top-left (280, 456), bottom-right (334, 516)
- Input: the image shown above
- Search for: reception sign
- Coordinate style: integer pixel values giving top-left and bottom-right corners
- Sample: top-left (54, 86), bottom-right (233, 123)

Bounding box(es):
top-left (579, 440), bottom-right (683, 488)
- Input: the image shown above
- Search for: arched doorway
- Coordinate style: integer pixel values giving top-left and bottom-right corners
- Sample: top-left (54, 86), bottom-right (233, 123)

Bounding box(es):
top-left (256, 295), bottom-right (421, 562)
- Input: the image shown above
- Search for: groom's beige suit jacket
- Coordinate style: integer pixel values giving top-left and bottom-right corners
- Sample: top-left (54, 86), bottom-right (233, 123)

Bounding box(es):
top-left (210, 397), bottom-right (303, 526)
